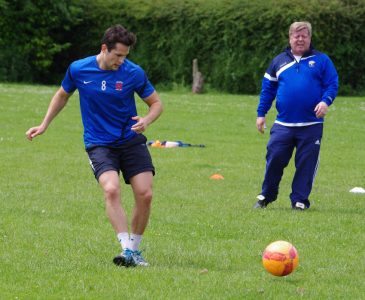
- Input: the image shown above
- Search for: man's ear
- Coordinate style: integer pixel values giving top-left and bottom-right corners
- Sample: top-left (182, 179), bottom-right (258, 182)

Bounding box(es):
top-left (101, 44), bottom-right (108, 53)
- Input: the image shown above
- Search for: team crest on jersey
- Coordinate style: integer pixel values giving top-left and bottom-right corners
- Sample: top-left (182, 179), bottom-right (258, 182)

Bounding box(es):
top-left (308, 60), bottom-right (316, 68)
top-left (115, 81), bottom-right (123, 91)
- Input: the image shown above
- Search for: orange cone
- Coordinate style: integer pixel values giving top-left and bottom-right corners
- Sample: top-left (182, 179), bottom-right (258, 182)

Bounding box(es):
top-left (210, 173), bottom-right (224, 180)
top-left (151, 140), bottom-right (164, 148)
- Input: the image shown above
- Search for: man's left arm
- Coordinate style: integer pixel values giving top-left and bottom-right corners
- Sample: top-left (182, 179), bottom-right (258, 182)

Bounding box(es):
top-left (315, 55), bottom-right (339, 118)
top-left (321, 55), bottom-right (339, 105)
top-left (131, 91), bottom-right (163, 133)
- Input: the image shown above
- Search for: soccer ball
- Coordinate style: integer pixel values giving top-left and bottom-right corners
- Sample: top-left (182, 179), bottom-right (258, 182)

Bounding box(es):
top-left (262, 240), bottom-right (299, 276)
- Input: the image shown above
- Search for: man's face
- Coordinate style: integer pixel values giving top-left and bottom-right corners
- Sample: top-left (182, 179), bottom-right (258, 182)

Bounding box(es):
top-left (102, 43), bottom-right (129, 70)
top-left (289, 29), bottom-right (311, 56)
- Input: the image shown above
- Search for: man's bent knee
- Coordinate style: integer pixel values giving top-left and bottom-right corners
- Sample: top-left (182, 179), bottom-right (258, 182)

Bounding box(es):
top-left (139, 189), bottom-right (153, 205)
top-left (103, 183), bottom-right (120, 201)
top-left (133, 189), bottom-right (152, 210)
top-left (99, 171), bottom-right (120, 201)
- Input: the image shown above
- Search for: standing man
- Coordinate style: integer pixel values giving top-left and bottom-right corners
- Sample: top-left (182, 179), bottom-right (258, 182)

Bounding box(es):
top-left (26, 25), bottom-right (163, 267)
top-left (254, 21), bottom-right (338, 210)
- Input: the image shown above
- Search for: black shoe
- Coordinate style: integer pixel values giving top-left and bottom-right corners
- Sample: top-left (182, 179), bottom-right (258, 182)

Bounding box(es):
top-left (253, 195), bottom-right (269, 208)
top-left (113, 248), bottom-right (136, 267)
top-left (292, 202), bottom-right (307, 210)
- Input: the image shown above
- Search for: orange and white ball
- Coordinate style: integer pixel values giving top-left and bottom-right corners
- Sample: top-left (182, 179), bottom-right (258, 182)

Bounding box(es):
top-left (262, 240), bottom-right (299, 276)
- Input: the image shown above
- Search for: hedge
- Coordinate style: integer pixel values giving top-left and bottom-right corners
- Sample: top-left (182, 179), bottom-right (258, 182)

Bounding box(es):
top-left (0, 0), bottom-right (364, 95)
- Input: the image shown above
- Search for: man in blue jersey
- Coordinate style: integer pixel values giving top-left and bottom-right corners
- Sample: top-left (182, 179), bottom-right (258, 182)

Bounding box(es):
top-left (254, 21), bottom-right (338, 210)
top-left (26, 25), bottom-right (163, 267)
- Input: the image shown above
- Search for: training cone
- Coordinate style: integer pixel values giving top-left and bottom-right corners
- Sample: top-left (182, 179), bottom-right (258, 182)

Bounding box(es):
top-left (151, 140), bottom-right (164, 148)
top-left (210, 173), bottom-right (224, 180)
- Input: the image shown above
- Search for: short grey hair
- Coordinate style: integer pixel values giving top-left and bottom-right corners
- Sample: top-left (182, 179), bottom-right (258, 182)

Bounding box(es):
top-left (289, 21), bottom-right (312, 37)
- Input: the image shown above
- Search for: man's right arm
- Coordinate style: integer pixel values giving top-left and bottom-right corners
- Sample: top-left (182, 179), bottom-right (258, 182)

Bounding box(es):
top-left (26, 87), bottom-right (72, 141)
top-left (256, 117), bottom-right (266, 134)
top-left (256, 73), bottom-right (278, 133)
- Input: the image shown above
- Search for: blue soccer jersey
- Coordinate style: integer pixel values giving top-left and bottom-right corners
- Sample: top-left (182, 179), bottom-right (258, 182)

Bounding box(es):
top-left (62, 56), bottom-right (155, 149)
top-left (257, 47), bottom-right (338, 125)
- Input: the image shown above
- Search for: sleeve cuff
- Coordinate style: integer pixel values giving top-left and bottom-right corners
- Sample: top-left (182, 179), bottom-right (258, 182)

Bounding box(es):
top-left (322, 97), bottom-right (333, 106)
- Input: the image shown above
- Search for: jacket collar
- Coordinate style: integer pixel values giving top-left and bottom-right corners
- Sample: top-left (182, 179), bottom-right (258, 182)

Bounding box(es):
top-left (285, 44), bottom-right (315, 58)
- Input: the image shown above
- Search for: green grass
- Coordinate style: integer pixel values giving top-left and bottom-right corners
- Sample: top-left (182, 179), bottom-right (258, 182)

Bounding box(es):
top-left (0, 83), bottom-right (364, 299)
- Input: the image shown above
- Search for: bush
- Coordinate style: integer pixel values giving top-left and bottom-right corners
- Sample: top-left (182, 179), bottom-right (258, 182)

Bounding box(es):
top-left (0, 0), bottom-right (84, 83)
top-left (0, 0), bottom-right (364, 94)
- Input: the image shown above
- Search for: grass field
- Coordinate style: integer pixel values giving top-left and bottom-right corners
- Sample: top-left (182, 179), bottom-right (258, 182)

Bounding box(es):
top-left (0, 83), bottom-right (364, 299)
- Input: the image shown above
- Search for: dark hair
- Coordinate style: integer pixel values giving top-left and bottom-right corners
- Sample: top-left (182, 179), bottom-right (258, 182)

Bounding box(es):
top-left (101, 25), bottom-right (136, 51)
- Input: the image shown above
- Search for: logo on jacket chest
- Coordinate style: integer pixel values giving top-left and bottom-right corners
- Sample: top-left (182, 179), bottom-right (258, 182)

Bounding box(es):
top-left (308, 60), bottom-right (316, 68)
top-left (115, 81), bottom-right (123, 91)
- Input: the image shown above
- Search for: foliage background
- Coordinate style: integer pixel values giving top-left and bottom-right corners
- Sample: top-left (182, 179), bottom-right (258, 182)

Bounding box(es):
top-left (0, 0), bottom-right (364, 94)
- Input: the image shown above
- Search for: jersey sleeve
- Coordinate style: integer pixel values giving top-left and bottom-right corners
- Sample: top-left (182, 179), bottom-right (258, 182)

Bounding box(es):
top-left (61, 65), bottom-right (77, 94)
top-left (134, 68), bottom-right (155, 99)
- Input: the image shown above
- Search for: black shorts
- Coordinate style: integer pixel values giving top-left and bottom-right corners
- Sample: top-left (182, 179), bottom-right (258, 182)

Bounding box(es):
top-left (86, 134), bottom-right (155, 184)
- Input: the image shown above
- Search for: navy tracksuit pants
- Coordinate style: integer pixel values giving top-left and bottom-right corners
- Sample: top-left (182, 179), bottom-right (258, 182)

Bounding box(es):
top-left (261, 123), bottom-right (323, 208)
